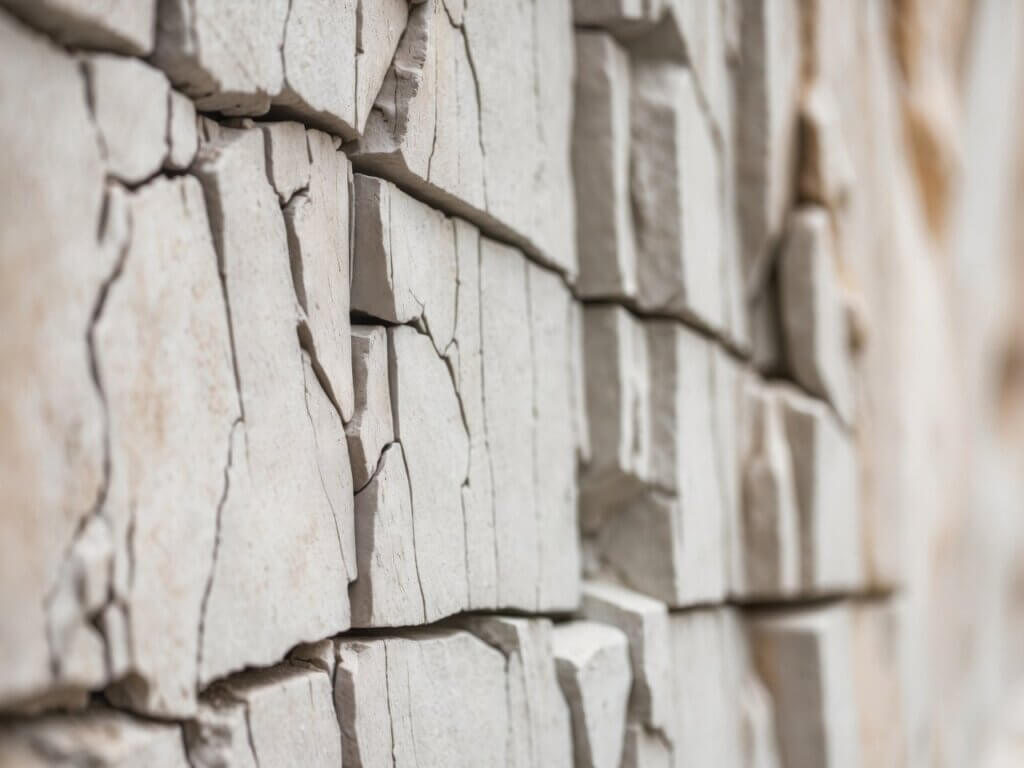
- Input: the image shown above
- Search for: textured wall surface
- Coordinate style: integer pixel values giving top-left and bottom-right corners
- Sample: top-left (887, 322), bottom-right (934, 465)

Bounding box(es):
top-left (1, 1), bottom-right (1023, 767)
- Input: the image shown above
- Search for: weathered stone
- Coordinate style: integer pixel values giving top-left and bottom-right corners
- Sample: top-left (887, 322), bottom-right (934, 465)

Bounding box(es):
top-left (779, 388), bottom-right (862, 593)
top-left (739, 674), bottom-right (782, 768)
top-left (579, 306), bottom-right (650, 532)
top-left (0, 10), bottom-right (112, 710)
top-left (0, 0), bottom-right (156, 55)
top-left (621, 723), bottom-right (672, 768)
top-left (581, 582), bottom-right (675, 738)
top-left (798, 84), bottom-right (855, 211)
top-left (748, 604), bottom-right (861, 768)
top-left (337, 630), bottom-right (509, 768)
top-left (461, 616), bottom-right (574, 768)
top-left (349, 443), bottom-right (425, 627)
top-left (259, 121), bottom-right (310, 204)
top-left (529, 263), bottom-right (582, 611)
top-left (165, 90), bottom-right (198, 170)
top-left (573, 31), bottom-right (636, 300)
top-left (735, 0), bottom-right (801, 284)
top-left (778, 206), bottom-right (854, 423)
top-left (452, 219), bottom-right (498, 610)
top-left (193, 127), bottom-right (352, 683)
top-left (0, 709), bottom-right (189, 767)
top-left (284, 129), bottom-right (355, 421)
top-left (354, 0), bottom-right (410, 133)
top-left (480, 240), bottom-right (538, 610)
top-left (631, 60), bottom-right (723, 330)
top-left (347, 325), bottom-right (395, 490)
top-left (553, 621), bottom-right (631, 768)
top-left (352, 175), bottom-right (457, 353)
top-left (153, 0), bottom-right (288, 115)
top-left (192, 665), bottom-right (342, 768)
top-left (275, 0), bottom-right (357, 137)
top-left (96, 176), bottom-right (239, 718)
top-left (84, 54), bottom-right (170, 184)
top-left (572, 0), bottom-right (685, 61)
top-left (737, 384), bottom-right (801, 599)
top-left (388, 325), bottom-right (468, 621)
top-left (353, 0), bottom-right (577, 277)
top-left (569, 300), bottom-right (592, 464)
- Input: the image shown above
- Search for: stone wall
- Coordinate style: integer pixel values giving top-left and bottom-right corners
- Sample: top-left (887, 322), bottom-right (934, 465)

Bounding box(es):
top-left (1, 1), bottom-right (1023, 767)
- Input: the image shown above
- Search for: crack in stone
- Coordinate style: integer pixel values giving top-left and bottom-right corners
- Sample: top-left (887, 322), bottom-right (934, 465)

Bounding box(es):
top-left (395, 442), bottom-right (430, 623)
top-left (382, 641), bottom-right (399, 768)
top-left (457, 8), bottom-right (489, 211)
top-left (196, 417), bottom-right (243, 688)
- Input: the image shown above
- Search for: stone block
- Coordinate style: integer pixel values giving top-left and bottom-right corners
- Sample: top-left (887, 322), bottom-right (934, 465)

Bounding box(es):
top-left (346, 325), bottom-right (395, 490)
top-left (1, 0), bottom-right (156, 55)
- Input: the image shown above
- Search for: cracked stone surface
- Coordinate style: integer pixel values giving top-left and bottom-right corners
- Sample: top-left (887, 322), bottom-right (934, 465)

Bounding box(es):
top-left (96, 175), bottom-right (240, 718)
top-left (552, 620), bottom-right (632, 768)
top-left (193, 126), bottom-right (353, 684)
top-left (347, 325), bottom-right (396, 490)
top-left (165, 89), bottom-right (198, 170)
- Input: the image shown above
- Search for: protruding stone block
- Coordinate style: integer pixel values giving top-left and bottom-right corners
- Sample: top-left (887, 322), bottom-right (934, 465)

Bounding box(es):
top-left (553, 621), bottom-right (632, 768)
top-left (778, 206), bottom-right (854, 423)
top-left (260, 121), bottom-right (311, 204)
top-left (2, 0), bottom-right (157, 55)
top-left (631, 61), bottom-right (723, 330)
top-left (573, 31), bottom-right (636, 300)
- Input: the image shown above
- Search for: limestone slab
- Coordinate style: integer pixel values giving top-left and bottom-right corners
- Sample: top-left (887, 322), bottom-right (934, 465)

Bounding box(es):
top-left (461, 616), bottom-right (574, 768)
top-left (285, 129), bottom-right (355, 421)
top-left (529, 263), bottom-right (582, 611)
top-left (84, 54), bottom-right (170, 184)
top-left (631, 61), bottom-right (723, 330)
top-left (480, 240), bottom-right (538, 610)
top-left (736, 384), bottom-right (801, 599)
top-left (0, 10), bottom-right (113, 710)
top-left (337, 629), bottom-right (508, 768)
top-left (388, 325), bottom-right (469, 621)
top-left (349, 443), bottom-right (425, 627)
top-left (95, 176), bottom-right (239, 718)
top-left (579, 306), bottom-right (650, 532)
top-left (581, 582), bottom-right (675, 739)
top-left (193, 127), bottom-right (353, 683)
top-left (573, 31), bottom-right (636, 300)
top-left (748, 604), bottom-right (861, 768)
top-left (194, 665), bottom-right (342, 768)
top-left (347, 325), bottom-right (395, 490)
top-left (553, 621), bottom-right (631, 768)
top-left (452, 219), bottom-right (498, 610)
top-left (779, 206), bottom-right (854, 423)
top-left (779, 388), bottom-right (863, 593)
top-left (153, 0), bottom-right (288, 115)
top-left (1, 0), bottom-right (156, 55)
top-left (352, 175), bottom-right (457, 353)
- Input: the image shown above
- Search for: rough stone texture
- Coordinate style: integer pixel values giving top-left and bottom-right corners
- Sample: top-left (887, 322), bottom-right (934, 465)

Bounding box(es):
top-left (3, 2), bottom-right (1024, 768)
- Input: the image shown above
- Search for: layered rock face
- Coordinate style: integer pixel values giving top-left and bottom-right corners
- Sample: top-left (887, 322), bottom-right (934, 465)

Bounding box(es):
top-left (1, 1), bottom-right (1023, 767)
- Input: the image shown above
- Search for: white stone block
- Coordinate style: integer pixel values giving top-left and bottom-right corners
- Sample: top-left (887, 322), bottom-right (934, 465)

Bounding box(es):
top-left (779, 388), bottom-right (863, 593)
top-left (95, 177), bottom-right (239, 718)
top-left (193, 127), bottom-right (353, 683)
top-left (259, 121), bottom-right (310, 204)
top-left (2, 0), bottom-right (156, 55)
top-left (166, 90), bottom-right (198, 170)
top-left (779, 206), bottom-right (854, 423)
top-left (284, 129), bottom-right (355, 421)
top-left (388, 325), bottom-right (469, 621)
top-left (573, 31), bottom-right (636, 300)
top-left (631, 60), bottom-right (723, 330)
top-left (553, 621), bottom-right (632, 768)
